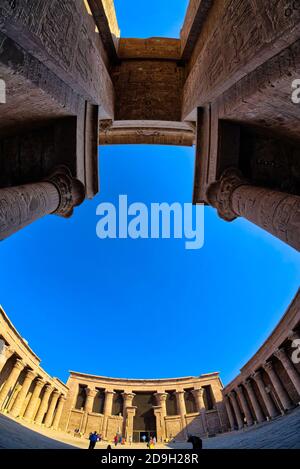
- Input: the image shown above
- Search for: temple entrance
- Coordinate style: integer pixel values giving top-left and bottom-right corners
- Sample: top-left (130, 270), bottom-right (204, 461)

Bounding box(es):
top-left (132, 392), bottom-right (157, 443)
top-left (133, 431), bottom-right (157, 443)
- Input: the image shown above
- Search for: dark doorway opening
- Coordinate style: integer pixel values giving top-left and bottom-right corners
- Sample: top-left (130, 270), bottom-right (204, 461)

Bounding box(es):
top-left (133, 431), bottom-right (157, 443)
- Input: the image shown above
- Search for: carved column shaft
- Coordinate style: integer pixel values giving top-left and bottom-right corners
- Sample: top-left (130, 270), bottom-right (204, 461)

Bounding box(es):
top-left (0, 359), bottom-right (24, 409)
top-left (23, 379), bottom-right (45, 421)
top-left (176, 391), bottom-right (187, 437)
top-left (44, 391), bottom-right (60, 427)
top-left (275, 349), bottom-right (300, 396)
top-left (207, 168), bottom-right (300, 252)
top-left (228, 392), bottom-right (243, 429)
top-left (10, 370), bottom-right (36, 418)
top-left (52, 395), bottom-right (66, 430)
top-left (252, 372), bottom-right (278, 419)
top-left (263, 362), bottom-right (293, 411)
top-left (0, 167), bottom-right (85, 241)
top-left (224, 395), bottom-right (235, 431)
top-left (102, 390), bottom-right (115, 437)
top-left (35, 385), bottom-right (53, 425)
top-left (155, 393), bottom-right (168, 416)
top-left (244, 380), bottom-right (265, 423)
top-left (191, 388), bottom-right (208, 434)
top-left (122, 392), bottom-right (136, 416)
top-left (236, 386), bottom-right (253, 426)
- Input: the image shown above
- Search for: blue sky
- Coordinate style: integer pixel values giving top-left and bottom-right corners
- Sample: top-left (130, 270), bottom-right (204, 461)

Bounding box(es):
top-left (0, 2), bottom-right (299, 387)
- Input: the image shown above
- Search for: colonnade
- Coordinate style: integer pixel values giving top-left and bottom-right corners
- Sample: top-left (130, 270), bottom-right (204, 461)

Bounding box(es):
top-left (0, 340), bottom-right (66, 430)
top-left (74, 386), bottom-right (212, 440)
top-left (224, 329), bottom-right (300, 430)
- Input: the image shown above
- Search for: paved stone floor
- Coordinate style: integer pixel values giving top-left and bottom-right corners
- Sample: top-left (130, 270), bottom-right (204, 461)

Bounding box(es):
top-left (0, 407), bottom-right (300, 449)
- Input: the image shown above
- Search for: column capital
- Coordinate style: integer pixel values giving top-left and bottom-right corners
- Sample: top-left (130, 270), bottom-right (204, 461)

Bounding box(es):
top-left (86, 387), bottom-right (97, 398)
top-left (175, 390), bottom-right (185, 395)
top-left (262, 361), bottom-right (274, 373)
top-left (35, 378), bottom-right (46, 389)
top-left (105, 389), bottom-right (115, 395)
top-left (43, 384), bottom-right (53, 394)
top-left (24, 369), bottom-right (37, 381)
top-left (274, 348), bottom-right (288, 361)
top-left (46, 166), bottom-right (85, 218)
top-left (122, 392), bottom-right (136, 399)
top-left (228, 390), bottom-right (237, 398)
top-left (191, 388), bottom-right (204, 397)
top-left (14, 359), bottom-right (25, 371)
top-left (154, 392), bottom-right (168, 402)
top-left (206, 168), bottom-right (247, 221)
top-left (51, 389), bottom-right (61, 397)
top-left (252, 370), bottom-right (263, 382)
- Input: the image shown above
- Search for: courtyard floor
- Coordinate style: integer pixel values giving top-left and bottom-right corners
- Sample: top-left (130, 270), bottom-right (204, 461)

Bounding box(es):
top-left (0, 406), bottom-right (300, 449)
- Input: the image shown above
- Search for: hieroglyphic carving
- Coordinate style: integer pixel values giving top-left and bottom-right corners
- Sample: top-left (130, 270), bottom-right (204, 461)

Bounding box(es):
top-left (0, 167), bottom-right (85, 240)
top-left (207, 168), bottom-right (300, 251)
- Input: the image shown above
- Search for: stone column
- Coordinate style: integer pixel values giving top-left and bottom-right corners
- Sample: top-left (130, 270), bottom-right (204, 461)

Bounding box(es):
top-left (0, 167), bottom-right (85, 241)
top-left (153, 406), bottom-right (165, 442)
top-left (23, 379), bottom-right (45, 422)
top-left (122, 392), bottom-right (136, 416)
top-left (263, 362), bottom-right (293, 411)
top-left (0, 340), bottom-right (14, 374)
top-left (44, 390), bottom-right (60, 427)
top-left (224, 395), bottom-right (235, 431)
top-left (206, 168), bottom-right (300, 251)
top-left (124, 406), bottom-right (137, 441)
top-left (236, 386), bottom-right (253, 426)
top-left (85, 387), bottom-right (97, 414)
top-left (244, 379), bottom-right (265, 423)
top-left (102, 390), bottom-right (115, 437)
top-left (175, 391), bottom-right (187, 437)
top-left (252, 371), bottom-right (278, 419)
top-left (52, 395), bottom-right (66, 430)
top-left (35, 385), bottom-right (53, 425)
top-left (191, 388), bottom-right (208, 435)
top-left (274, 348), bottom-right (300, 396)
top-left (154, 392), bottom-right (168, 416)
top-left (81, 387), bottom-right (97, 433)
top-left (228, 391), bottom-right (243, 430)
top-left (0, 359), bottom-right (24, 409)
top-left (10, 370), bottom-right (36, 418)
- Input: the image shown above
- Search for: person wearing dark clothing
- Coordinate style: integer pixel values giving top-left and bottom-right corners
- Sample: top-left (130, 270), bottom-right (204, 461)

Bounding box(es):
top-left (88, 431), bottom-right (98, 450)
top-left (187, 435), bottom-right (203, 450)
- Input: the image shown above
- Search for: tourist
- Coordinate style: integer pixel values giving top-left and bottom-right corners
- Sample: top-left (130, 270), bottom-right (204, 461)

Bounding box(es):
top-left (88, 431), bottom-right (99, 450)
top-left (114, 434), bottom-right (118, 446)
top-left (107, 445), bottom-right (112, 450)
top-left (153, 436), bottom-right (157, 446)
top-left (187, 434), bottom-right (203, 450)
top-left (142, 434), bottom-right (146, 444)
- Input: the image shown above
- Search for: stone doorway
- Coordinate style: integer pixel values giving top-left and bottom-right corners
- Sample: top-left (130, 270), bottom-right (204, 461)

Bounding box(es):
top-left (133, 431), bottom-right (157, 443)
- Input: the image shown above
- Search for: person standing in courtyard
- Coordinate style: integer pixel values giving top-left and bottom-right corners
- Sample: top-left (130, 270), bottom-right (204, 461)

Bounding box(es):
top-left (88, 431), bottom-right (98, 450)
top-left (187, 435), bottom-right (203, 450)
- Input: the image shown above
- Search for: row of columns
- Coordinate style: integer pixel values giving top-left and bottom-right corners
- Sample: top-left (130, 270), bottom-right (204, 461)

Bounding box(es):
top-left (0, 345), bottom-right (66, 430)
top-left (224, 330), bottom-right (300, 431)
top-left (78, 387), bottom-right (211, 439)
top-left (207, 168), bottom-right (300, 252)
top-left (0, 166), bottom-right (85, 241)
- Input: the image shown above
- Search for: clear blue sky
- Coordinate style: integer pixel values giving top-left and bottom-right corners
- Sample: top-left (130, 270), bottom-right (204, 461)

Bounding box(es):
top-left (0, 2), bottom-right (299, 387)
